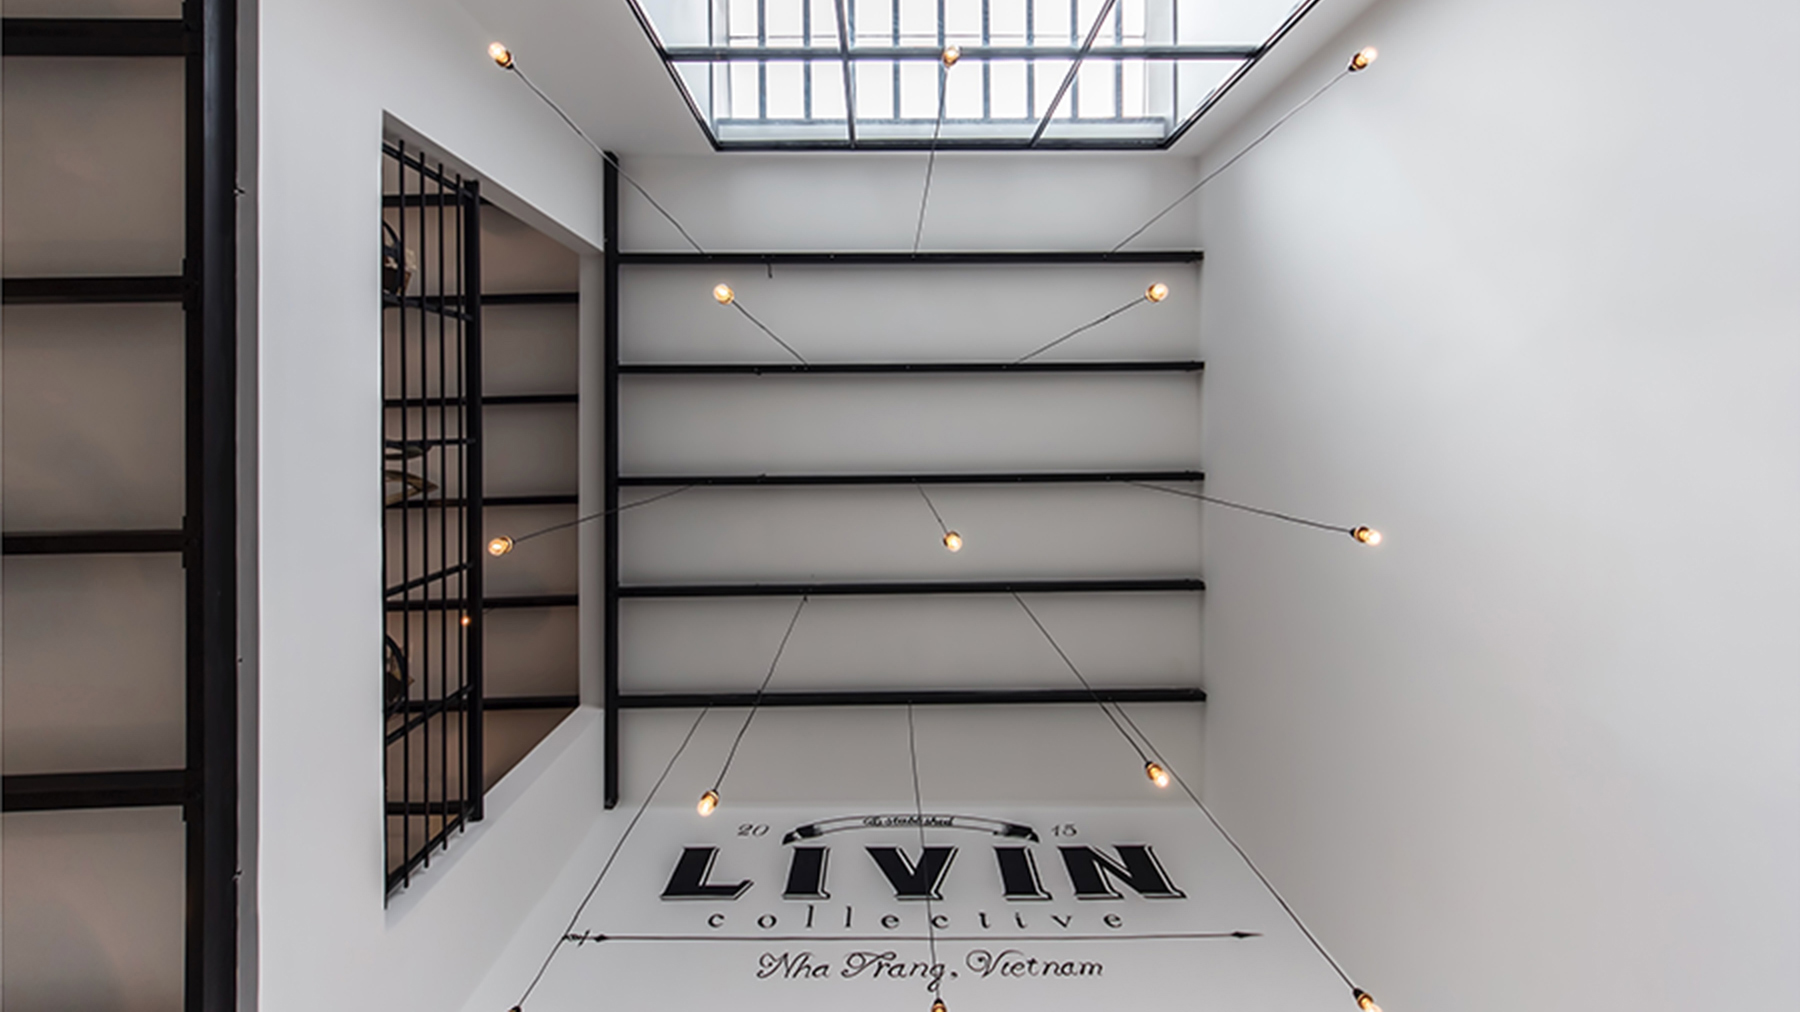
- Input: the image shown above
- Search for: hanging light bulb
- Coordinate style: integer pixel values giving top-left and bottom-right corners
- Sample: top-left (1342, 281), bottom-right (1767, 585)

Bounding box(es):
top-left (488, 42), bottom-right (514, 69)
top-left (931, 999), bottom-right (948, 1012)
top-left (487, 535), bottom-right (515, 557)
top-left (460, 613), bottom-right (473, 628)
top-left (1353, 989), bottom-right (1382, 1012)
top-left (697, 789), bottom-right (720, 816)
top-left (1350, 526), bottom-right (1382, 546)
top-left (712, 283), bottom-right (735, 305)
top-left (1145, 761), bottom-right (1171, 788)
top-left (941, 45), bottom-right (961, 68)
top-left (1348, 46), bottom-right (1378, 72)
top-left (1146, 282), bottom-right (1170, 303)
top-left (942, 531), bottom-right (964, 553)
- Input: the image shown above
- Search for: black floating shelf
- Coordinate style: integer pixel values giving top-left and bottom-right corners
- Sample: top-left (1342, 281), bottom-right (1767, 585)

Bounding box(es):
top-left (621, 360), bottom-right (1204, 376)
top-left (1, 17), bottom-right (187, 58)
top-left (620, 686), bottom-right (1206, 709)
top-left (2, 275), bottom-right (187, 305)
top-left (619, 470), bottom-right (1204, 488)
top-left (618, 250), bottom-right (1203, 266)
top-left (621, 577), bottom-right (1204, 599)
top-left (2, 769), bottom-right (188, 812)
top-left (484, 291), bottom-right (578, 306)
top-left (4, 529), bottom-right (187, 555)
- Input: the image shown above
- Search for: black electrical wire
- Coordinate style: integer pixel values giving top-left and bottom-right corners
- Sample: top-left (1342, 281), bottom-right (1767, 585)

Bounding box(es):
top-left (1013, 293), bottom-right (1151, 363)
top-left (512, 705), bottom-right (713, 1010)
top-left (501, 484), bottom-right (699, 551)
top-left (1129, 481), bottom-right (1354, 536)
top-left (1111, 68), bottom-right (1354, 253)
top-left (915, 483), bottom-right (952, 537)
top-left (1011, 592), bottom-right (1159, 767)
top-left (727, 298), bottom-right (809, 364)
top-left (913, 62), bottom-right (951, 254)
top-left (905, 703), bottom-right (945, 1002)
top-left (711, 595), bottom-right (809, 794)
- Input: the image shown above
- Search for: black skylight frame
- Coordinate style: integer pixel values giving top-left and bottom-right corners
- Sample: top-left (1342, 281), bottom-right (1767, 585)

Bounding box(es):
top-left (624, 0), bottom-right (1321, 151)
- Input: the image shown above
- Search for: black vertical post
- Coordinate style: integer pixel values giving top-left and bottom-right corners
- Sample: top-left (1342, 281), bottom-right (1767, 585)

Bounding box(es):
top-left (463, 180), bottom-right (486, 821)
top-left (603, 155), bottom-right (622, 809)
top-left (182, 0), bottom-right (237, 1008)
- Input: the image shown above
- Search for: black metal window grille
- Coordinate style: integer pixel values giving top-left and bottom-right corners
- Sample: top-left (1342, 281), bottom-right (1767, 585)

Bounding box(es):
top-left (381, 141), bottom-right (484, 894)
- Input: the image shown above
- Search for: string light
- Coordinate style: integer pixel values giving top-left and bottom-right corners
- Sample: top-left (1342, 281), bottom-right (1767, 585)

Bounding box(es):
top-left (1014, 284), bottom-right (1166, 363)
top-left (941, 45), bottom-right (961, 67)
top-left (1132, 482), bottom-right (1383, 547)
top-left (908, 704), bottom-right (947, 1012)
top-left (487, 485), bottom-right (698, 561)
top-left (1145, 761), bottom-right (1171, 788)
top-left (711, 285), bottom-right (808, 363)
top-left (916, 484), bottom-right (964, 552)
top-left (488, 42), bottom-right (513, 69)
top-left (699, 596), bottom-right (809, 817)
top-left (1353, 989), bottom-right (1383, 1012)
top-left (1112, 48), bottom-right (1379, 252)
top-left (913, 44), bottom-right (959, 253)
top-left (931, 999), bottom-right (948, 1012)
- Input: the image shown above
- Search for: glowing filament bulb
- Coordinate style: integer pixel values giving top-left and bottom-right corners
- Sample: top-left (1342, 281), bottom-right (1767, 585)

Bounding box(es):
top-left (488, 42), bottom-right (514, 69)
top-left (697, 789), bottom-right (720, 816)
top-left (712, 283), bottom-right (735, 305)
top-left (487, 535), bottom-right (515, 557)
top-left (1351, 526), bottom-right (1382, 546)
top-left (931, 1000), bottom-right (948, 1012)
top-left (1348, 46), bottom-right (1378, 72)
top-left (1145, 761), bottom-right (1171, 788)
top-left (943, 531), bottom-right (964, 553)
top-left (941, 45), bottom-right (961, 67)
top-left (1146, 282), bottom-right (1170, 303)
top-left (1353, 990), bottom-right (1382, 1012)
top-left (460, 613), bottom-right (472, 628)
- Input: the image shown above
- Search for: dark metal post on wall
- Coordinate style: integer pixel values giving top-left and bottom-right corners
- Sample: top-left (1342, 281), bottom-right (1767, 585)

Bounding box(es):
top-left (463, 180), bottom-right (487, 822)
top-left (603, 154), bottom-right (623, 809)
top-left (184, 0), bottom-right (237, 1008)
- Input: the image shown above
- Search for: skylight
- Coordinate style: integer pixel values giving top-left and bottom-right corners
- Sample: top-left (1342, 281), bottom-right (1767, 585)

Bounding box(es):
top-left (627, 0), bottom-right (1318, 149)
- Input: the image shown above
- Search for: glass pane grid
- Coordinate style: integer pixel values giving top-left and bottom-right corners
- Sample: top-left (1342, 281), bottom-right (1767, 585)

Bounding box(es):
top-left (637, 0), bottom-right (1309, 147)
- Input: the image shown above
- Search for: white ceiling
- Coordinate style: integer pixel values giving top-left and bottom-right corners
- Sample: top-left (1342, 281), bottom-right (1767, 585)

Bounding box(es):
top-left (456, 0), bottom-right (1385, 158)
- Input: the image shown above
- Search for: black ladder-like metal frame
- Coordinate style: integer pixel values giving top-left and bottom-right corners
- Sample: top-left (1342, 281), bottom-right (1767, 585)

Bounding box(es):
top-left (1, 6), bottom-right (238, 1011)
top-left (600, 158), bottom-right (1209, 808)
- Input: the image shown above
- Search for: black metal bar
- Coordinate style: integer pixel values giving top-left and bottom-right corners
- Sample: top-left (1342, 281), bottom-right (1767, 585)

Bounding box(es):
top-left (708, 135), bottom-right (1173, 152)
top-left (617, 470), bottom-right (1204, 488)
top-left (622, 578), bottom-right (1204, 599)
top-left (185, 0), bottom-right (237, 1007)
top-left (386, 593), bottom-right (579, 613)
top-left (3, 529), bottom-right (187, 554)
top-left (619, 250), bottom-right (1201, 265)
top-left (382, 292), bottom-right (473, 321)
top-left (1165, 0), bottom-right (1323, 148)
top-left (392, 693), bottom-right (579, 714)
top-left (387, 492), bottom-right (576, 510)
top-left (483, 291), bottom-right (579, 306)
top-left (619, 686), bottom-right (1206, 709)
top-left (383, 392), bottom-right (575, 409)
top-left (2, 769), bottom-right (190, 812)
top-left (603, 156), bottom-right (623, 810)
top-left (660, 44), bottom-right (1255, 61)
top-left (1, 17), bottom-right (186, 57)
top-left (384, 561), bottom-right (469, 599)
top-left (464, 179), bottom-right (486, 824)
top-left (2, 275), bottom-right (188, 304)
top-left (621, 360), bottom-right (1204, 375)
top-left (381, 192), bottom-right (498, 209)
top-left (381, 141), bottom-right (463, 187)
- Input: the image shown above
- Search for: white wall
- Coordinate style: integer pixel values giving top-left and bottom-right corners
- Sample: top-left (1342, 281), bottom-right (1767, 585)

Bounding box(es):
top-left (254, 0), bottom-right (604, 1009)
top-left (1195, 1), bottom-right (1800, 1010)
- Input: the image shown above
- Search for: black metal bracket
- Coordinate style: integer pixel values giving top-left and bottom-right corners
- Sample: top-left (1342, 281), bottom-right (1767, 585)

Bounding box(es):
top-left (620, 687), bottom-right (1205, 709)
top-left (1, 769), bottom-right (189, 812)
top-left (2, 275), bottom-right (188, 304)
top-left (619, 250), bottom-right (1202, 266)
top-left (621, 360), bottom-right (1204, 376)
top-left (621, 578), bottom-right (1204, 599)
top-left (3, 530), bottom-right (187, 555)
top-left (1, 17), bottom-right (187, 57)
top-left (618, 470), bottom-right (1204, 488)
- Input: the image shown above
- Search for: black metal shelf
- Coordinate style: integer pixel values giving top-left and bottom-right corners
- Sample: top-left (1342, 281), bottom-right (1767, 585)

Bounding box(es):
top-left (3, 529), bottom-right (187, 555)
top-left (1, 17), bottom-right (186, 57)
top-left (619, 469), bottom-right (1203, 488)
top-left (620, 686), bottom-right (1205, 709)
top-left (622, 360), bottom-right (1204, 376)
top-left (485, 291), bottom-right (578, 306)
top-left (620, 577), bottom-right (1204, 599)
top-left (2, 275), bottom-right (187, 304)
top-left (387, 593), bottom-right (577, 613)
top-left (388, 492), bottom-right (576, 510)
top-left (2, 769), bottom-right (188, 812)
top-left (619, 250), bottom-right (1203, 266)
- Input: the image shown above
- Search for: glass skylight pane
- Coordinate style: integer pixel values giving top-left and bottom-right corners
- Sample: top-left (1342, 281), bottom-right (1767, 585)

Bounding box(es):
top-left (809, 0), bottom-right (840, 46)
top-left (853, 0), bottom-right (894, 47)
top-left (989, 0), bottom-right (1026, 46)
top-left (898, 60), bottom-right (937, 119)
top-left (854, 60), bottom-right (896, 120)
top-left (1174, 0), bottom-right (1303, 46)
